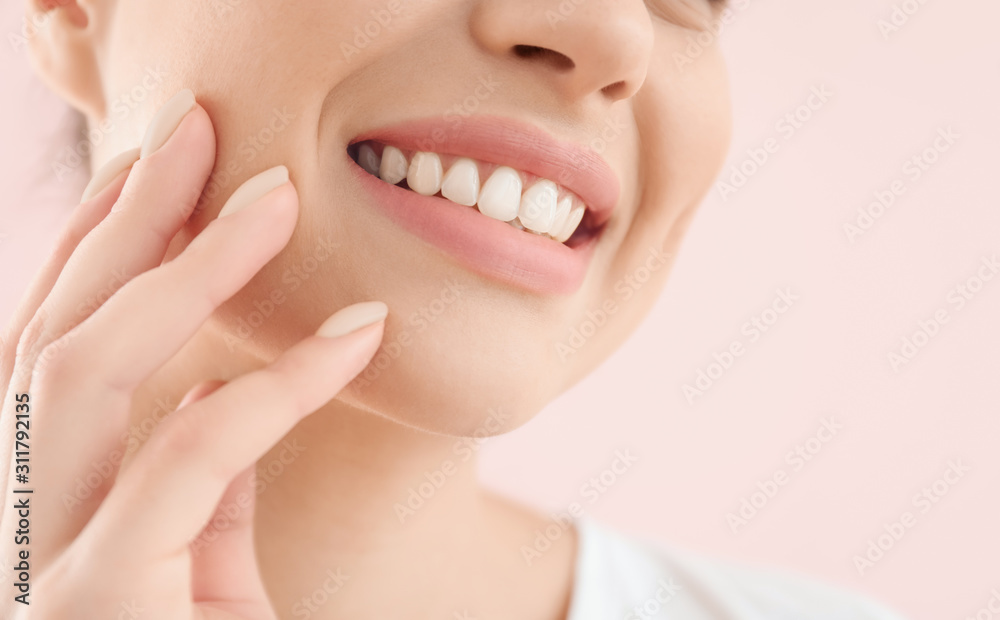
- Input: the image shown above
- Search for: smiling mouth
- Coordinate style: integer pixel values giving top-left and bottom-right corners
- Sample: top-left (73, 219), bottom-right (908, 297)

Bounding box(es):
top-left (344, 115), bottom-right (619, 294)
top-left (347, 141), bottom-right (600, 245)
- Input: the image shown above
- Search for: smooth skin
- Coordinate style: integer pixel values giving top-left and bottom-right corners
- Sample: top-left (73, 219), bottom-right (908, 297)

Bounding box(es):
top-left (7, 0), bottom-right (732, 618)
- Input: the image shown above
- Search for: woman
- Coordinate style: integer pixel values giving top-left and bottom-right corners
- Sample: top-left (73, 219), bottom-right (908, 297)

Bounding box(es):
top-left (1, 0), bottom-right (909, 618)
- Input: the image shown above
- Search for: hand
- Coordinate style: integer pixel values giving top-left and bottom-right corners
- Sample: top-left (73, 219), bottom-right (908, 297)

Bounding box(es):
top-left (0, 90), bottom-right (386, 619)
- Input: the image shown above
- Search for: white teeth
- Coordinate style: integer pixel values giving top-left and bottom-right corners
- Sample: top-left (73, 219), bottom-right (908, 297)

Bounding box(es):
top-left (553, 202), bottom-right (585, 243)
top-left (518, 180), bottom-right (559, 234)
top-left (379, 146), bottom-right (408, 185)
top-left (361, 143), bottom-right (591, 242)
top-left (440, 158), bottom-right (480, 206)
top-left (477, 166), bottom-right (522, 222)
top-left (549, 196), bottom-right (573, 237)
top-left (358, 143), bottom-right (381, 177)
top-left (407, 152), bottom-right (443, 196)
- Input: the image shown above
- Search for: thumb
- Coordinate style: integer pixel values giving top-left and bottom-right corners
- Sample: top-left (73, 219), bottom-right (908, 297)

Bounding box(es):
top-left (180, 380), bottom-right (275, 618)
top-left (191, 464), bottom-right (274, 618)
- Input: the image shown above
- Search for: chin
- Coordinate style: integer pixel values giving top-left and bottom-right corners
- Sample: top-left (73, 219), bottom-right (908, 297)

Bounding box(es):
top-left (336, 318), bottom-right (561, 438)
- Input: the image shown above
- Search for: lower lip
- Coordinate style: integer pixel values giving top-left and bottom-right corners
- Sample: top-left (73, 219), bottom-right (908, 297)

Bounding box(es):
top-left (350, 161), bottom-right (598, 295)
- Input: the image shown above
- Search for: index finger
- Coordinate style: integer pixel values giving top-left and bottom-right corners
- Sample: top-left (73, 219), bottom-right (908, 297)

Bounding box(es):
top-left (81, 303), bottom-right (388, 562)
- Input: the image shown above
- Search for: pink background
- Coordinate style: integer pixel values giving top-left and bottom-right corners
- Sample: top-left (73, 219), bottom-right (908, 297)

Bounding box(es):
top-left (2, 1), bottom-right (997, 618)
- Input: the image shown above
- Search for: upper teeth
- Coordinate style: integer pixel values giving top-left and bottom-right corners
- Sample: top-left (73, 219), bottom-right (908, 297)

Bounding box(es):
top-left (356, 142), bottom-right (587, 243)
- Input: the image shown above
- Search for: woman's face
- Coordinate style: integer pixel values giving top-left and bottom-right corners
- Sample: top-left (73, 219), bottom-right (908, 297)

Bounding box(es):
top-left (91, 0), bottom-right (731, 435)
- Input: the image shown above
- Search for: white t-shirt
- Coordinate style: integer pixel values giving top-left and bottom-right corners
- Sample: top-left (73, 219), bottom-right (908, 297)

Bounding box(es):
top-left (567, 518), bottom-right (910, 620)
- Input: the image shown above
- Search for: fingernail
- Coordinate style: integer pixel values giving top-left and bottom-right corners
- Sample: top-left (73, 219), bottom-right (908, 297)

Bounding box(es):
top-left (140, 89), bottom-right (196, 158)
top-left (316, 302), bottom-right (388, 339)
top-left (217, 165), bottom-right (289, 218)
top-left (80, 147), bottom-right (141, 202)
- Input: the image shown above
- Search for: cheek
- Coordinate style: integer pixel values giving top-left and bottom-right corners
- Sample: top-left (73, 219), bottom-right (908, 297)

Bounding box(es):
top-left (563, 39), bottom-right (732, 383)
top-left (640, 38), bottom-right (733, 200)
top-left (626, 36), bottom-right (731, 255)
top-left (210, 214), bottom-right (570, 436)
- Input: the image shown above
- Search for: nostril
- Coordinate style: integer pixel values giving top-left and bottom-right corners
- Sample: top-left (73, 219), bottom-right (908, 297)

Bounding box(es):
top-left (513, 45), bottom-right (542, 58)
top-left (601, 81), bottom-right (628, 99)
top-left (513, 45), bottom-right (575, 72)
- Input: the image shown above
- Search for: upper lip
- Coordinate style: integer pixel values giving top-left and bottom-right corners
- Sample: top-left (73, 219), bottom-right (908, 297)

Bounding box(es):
top-left (349, 115), bottom-right (621, 229)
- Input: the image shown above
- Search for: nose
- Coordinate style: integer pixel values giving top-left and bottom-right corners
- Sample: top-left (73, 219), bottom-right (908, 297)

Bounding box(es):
top-left (470, 0), bottom-right (655, 104)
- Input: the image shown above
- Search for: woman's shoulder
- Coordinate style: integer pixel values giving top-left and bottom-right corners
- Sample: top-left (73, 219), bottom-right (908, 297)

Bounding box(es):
top-left (566, 518), bottom-right (910, 620)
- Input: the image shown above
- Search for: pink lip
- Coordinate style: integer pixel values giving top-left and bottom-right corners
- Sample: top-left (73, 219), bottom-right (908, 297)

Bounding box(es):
top-left (348, 116), bottom-right (621, 295)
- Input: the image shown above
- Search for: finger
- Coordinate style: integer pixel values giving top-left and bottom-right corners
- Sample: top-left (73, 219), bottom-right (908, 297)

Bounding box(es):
top-left (12, 93), bottom-right (214, 381)
top-left (0, 96), bottom-right (215, 553)
top-left (152, 379), bottom-right (262, 596)
top-left (179, 380), bottom-right (228, 410)
top-left (0, 163), bottom-right (129, 500)
top-left (138, 378), bottom-right (226, 476)
top-left (85, 303), bottom-right (386, 561)
top-left (191, 465), bottom-right (275, 619)
top-left (179, 379), bottom-right (268, 602)
top-left (53, 168), bottom-right (297, 396)
top-left (0, 154), bottom-right (131, 389)
top-left (26, 174), bottom-right (297, 558)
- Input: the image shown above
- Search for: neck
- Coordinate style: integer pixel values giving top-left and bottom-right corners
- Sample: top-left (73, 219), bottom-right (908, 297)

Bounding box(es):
top-left (254, 404), bottom-right (486, 617)
top-left (130, 326), bottom-right (577, 619)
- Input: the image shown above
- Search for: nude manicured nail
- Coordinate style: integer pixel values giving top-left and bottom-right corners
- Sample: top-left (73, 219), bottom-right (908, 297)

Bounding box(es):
top-left (217, 166), bottom-right (290, 218)
top-left (315, 302), bottom-right (388, 339)
top-left (80, 147), bottom-right (141, 202)
top-left (140, 89), bottom-right (196, 158)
